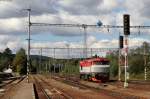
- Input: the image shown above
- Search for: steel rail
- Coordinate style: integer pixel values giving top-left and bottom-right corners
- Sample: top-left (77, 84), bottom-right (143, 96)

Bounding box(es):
top-left (37, 76), bottom-right (73, 99)
top-left (33, 77), bottom-right (51, 99)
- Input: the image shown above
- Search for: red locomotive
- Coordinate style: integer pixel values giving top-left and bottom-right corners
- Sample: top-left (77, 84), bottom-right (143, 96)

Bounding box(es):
top-left (79, 57), bottom-right (110, 82)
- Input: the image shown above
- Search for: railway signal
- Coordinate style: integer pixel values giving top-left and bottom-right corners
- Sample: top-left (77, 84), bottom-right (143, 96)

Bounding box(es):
top-left (119, 36), bottom-right (124, 49)
top-left (118, 35), bottom-right (124, 81)
top-left (123, 14), bottom-right (130, 35)
top-left (123, 14), bottom-right (130, 88)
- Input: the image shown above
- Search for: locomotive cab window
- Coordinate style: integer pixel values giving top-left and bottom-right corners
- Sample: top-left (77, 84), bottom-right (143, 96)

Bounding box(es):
top-left (102, 61), bottom-right (109, 65)
top-left (93, 61), bottom-right (101, 65)
top-left (94, 61), bottom-right (109, 65)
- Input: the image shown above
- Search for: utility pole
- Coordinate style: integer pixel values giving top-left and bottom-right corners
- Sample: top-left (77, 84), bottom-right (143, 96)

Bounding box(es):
top-left (82, 24), bottom-right (88, 59)
top-left (49, 56), bottom-right (51, 73)
top-left (144, 43), bottom-right (147, 80)
top-left (40, 48), bottom-right (42, 73)
top-left (46, 62), bottom-right (48, 73)
top-left (67, 44), bottom-right (70, 74)
top-left (27, 9), bottom-right (31, 83)
top-left (49, 58), bottom-right (50, 73)
top-left (53, 48), bottom-right (55, 73)
top-left (66, 44), bottom-right (70, 59)
top-left (91, 48), bottom-right (93, 57)
top-left (38, 50), bottom-right (41, 73)
top-left (65, 44), bottom-right (70, 74)
top-left (118, 47), bottom-right (121, 81)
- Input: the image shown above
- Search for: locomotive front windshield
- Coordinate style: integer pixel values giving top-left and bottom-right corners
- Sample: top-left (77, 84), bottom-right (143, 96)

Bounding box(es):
top-left (93, 61), bottom-right (109, 65)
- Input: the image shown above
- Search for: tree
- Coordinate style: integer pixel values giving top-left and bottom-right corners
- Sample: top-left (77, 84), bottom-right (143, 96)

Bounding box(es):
top-left (3, 48), bottom-right (12, 56)
top-left (0, 48), bottom-right (13, 71)
top-left (31, 58), bottom-right (38, 73)
top-left (129, 54), bottom-right (144, 74)
top-left (105, 42), bottom-right (150, 78)
top-left (13, 48), bottom-right (27, 75)
top-left (106, 52), bottom-right (118, 77)
top-left (128, 42), bottom-right (150, 74)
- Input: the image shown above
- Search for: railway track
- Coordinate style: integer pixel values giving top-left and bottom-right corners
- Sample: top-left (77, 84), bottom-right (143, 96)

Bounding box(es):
top-left (33, 75), bottom-right (119, 99)
top-left (54, 74), bottom-right (150, 91)
top-left (49, 74), bottom-right (148, 99)
top-left (51, 75), bottom-right (88, 90)
top-left (0, 76), bottom-right (23, 88)
top-left (128, 80), bottom-right (150, 84)
top-left (32, 75), bottom-right (73, 99)
top-left (33, 76), bottom-right (51, 99)
top-left (0, 76), bottom-right (25, 98)
top-left (108, 80), bottom-right (150, 91)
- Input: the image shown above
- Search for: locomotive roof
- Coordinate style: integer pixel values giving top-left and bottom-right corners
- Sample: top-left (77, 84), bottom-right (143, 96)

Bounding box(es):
top-left (80, 57), bottom-right (109, 63)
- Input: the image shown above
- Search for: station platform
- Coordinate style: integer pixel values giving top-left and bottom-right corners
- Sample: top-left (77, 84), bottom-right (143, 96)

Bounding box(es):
top-left (11, 83), bottom-right (35, 99)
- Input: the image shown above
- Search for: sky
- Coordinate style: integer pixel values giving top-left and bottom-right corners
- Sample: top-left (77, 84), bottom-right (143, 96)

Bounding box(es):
top-left (0, 0), bottom-right (150, 56)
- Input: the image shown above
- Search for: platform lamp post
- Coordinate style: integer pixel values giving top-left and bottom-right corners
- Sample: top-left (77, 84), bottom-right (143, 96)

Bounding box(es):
top-left (123, 14), bottom-right (130, 88)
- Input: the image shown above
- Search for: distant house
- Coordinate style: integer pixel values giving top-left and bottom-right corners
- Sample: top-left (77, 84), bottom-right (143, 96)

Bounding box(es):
top-left (3, 68), bottom-right (12, 73)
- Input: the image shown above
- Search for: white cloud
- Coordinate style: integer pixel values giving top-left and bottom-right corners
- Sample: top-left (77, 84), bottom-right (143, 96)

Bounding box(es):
top-left (0, 0), bottom-right (58, 18)
top-left (123, 0), bottom-right (150, 25)
top-left (0, 0), bottom-right (149, 36)
top-left (99, 0), bottom-right (118, 11)
top-left (129, 37), bottom-right (149, 47)
top-left (0, 13), bottom-right (116, 36)
top-left (0, 35), bottom-right (25, 52)
top-left (58, 0), bottom-right (119, 15)
top-left (0, 17), bottom-right (26, 34)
